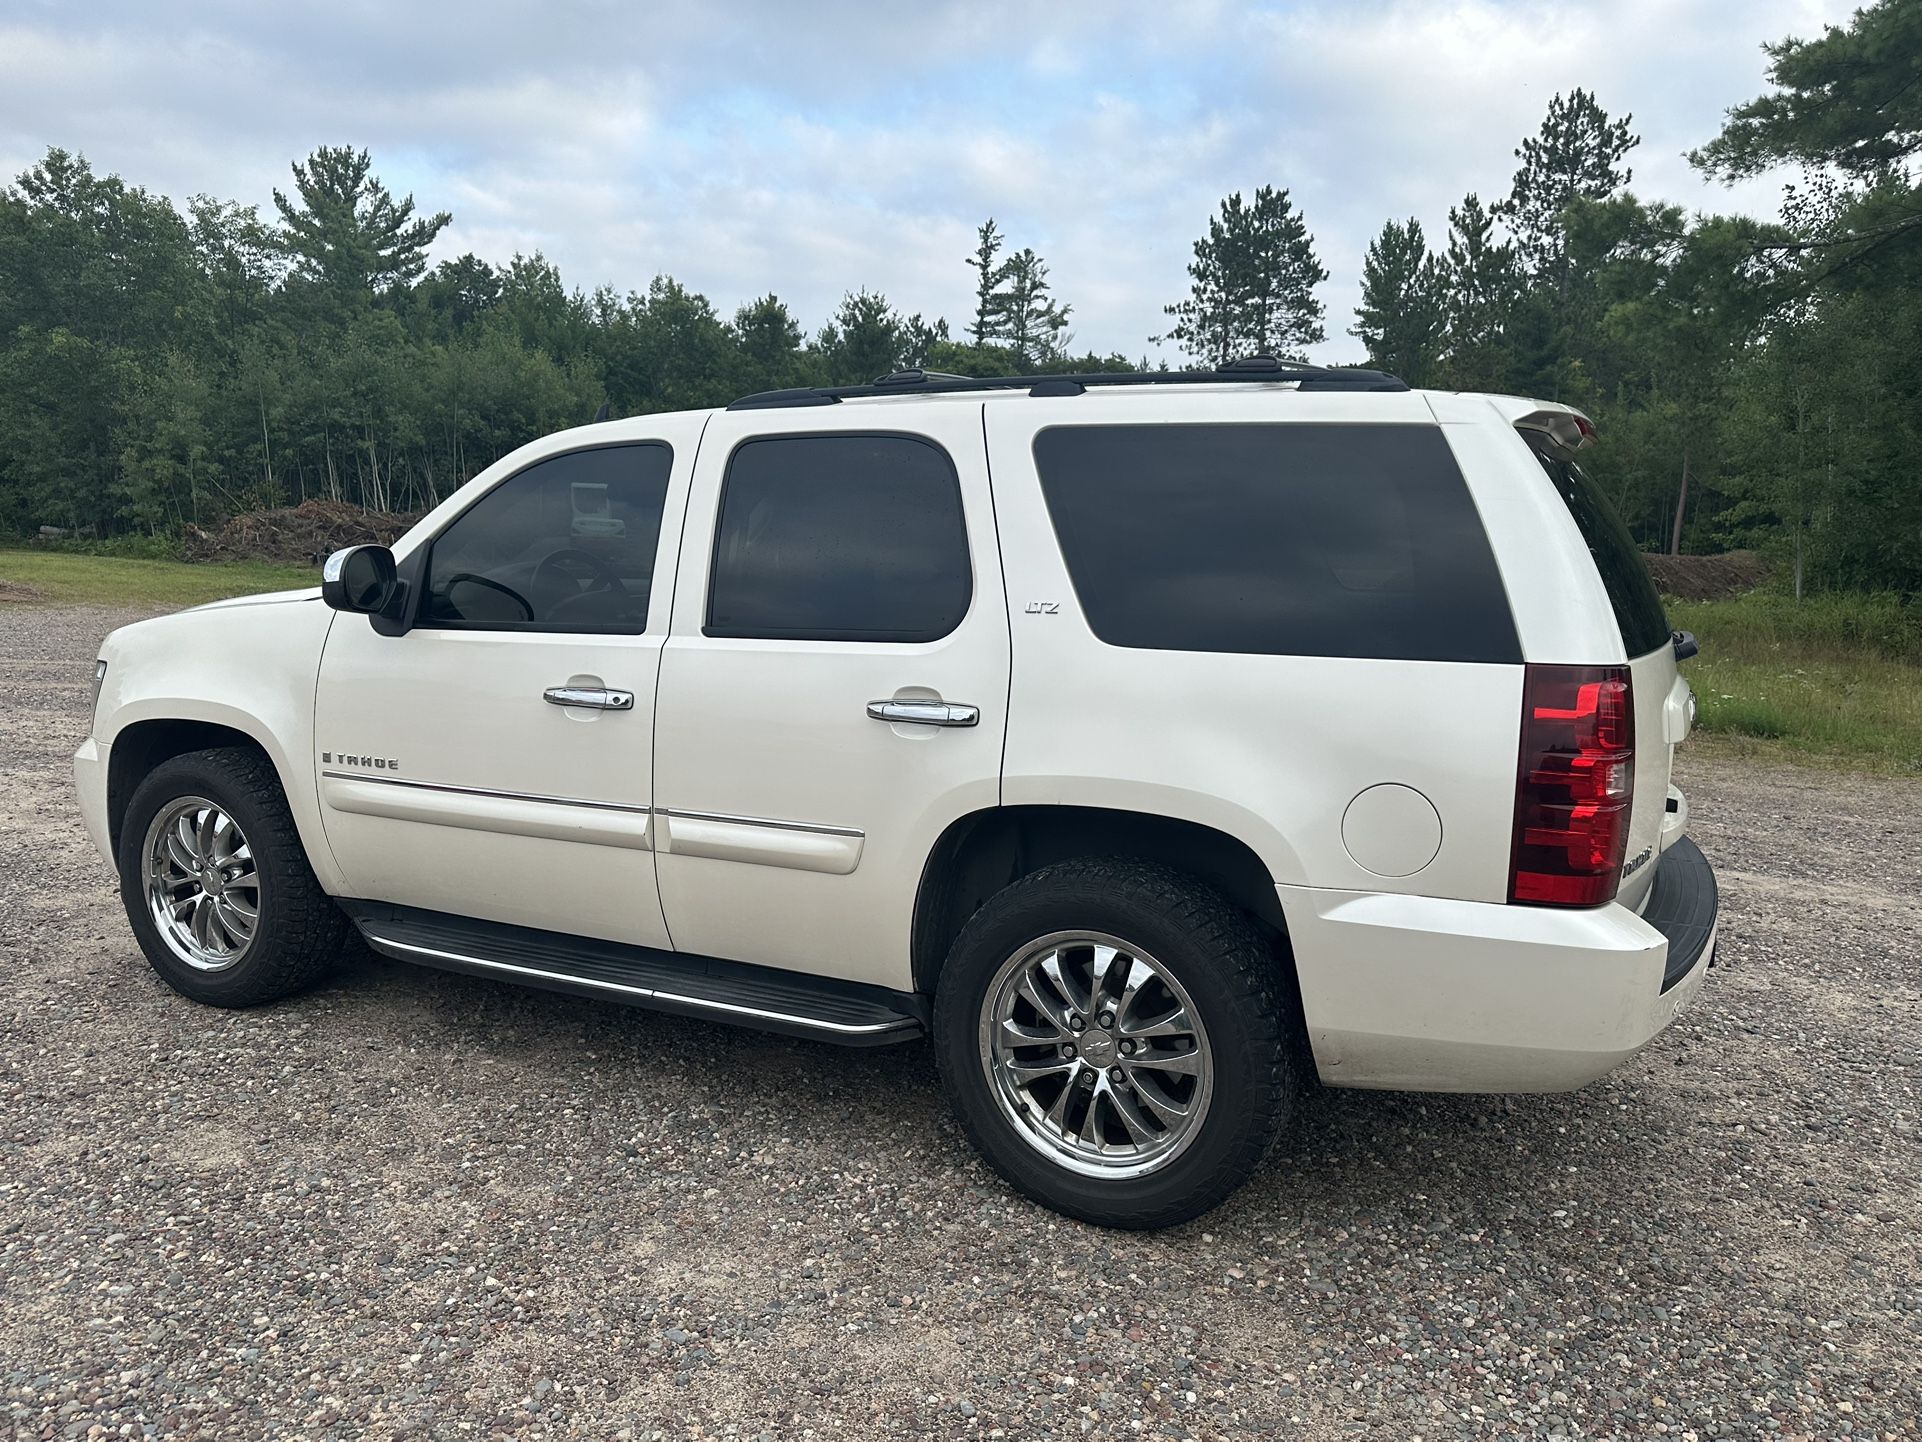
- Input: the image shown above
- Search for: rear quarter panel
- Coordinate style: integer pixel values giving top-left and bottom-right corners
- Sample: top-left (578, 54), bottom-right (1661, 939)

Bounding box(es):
top-left (987, 390), bottom-right (1526, 904)
top-left (1428, 393), bottom-right (1685, 911)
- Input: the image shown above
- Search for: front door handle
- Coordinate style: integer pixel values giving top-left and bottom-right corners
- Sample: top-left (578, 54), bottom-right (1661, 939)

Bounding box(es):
top-left (545, 686), bottom-right (635, 711)
top-left (867, 699), bottom-right (979, 727)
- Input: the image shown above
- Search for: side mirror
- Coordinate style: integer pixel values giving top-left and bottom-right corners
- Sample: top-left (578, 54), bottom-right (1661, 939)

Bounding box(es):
top-left (321, 545), bottom-right (400, 616)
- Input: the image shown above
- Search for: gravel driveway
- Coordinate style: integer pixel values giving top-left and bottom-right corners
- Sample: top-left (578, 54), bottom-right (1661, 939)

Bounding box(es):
top-left (2, 602), bottom-right (1918, 1441)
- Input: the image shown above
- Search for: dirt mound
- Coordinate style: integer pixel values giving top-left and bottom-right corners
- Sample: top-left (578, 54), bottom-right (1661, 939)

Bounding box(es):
top-left (184, 501), bottom-right (424, 567)
top-left (1645, 550), bottom-right (1770, 601)
top-left (0, 579), bottom-right (45, 603)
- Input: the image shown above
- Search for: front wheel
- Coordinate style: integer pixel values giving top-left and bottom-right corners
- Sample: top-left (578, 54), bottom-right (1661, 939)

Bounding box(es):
top-left (933, 858), bottom-right (1296, 1228)
top-left (118, 746), bottom-right (348, 1007)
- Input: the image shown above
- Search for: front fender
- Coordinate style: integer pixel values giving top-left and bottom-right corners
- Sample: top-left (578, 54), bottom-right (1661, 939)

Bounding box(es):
top-left (94, 599), bottom-right (345, 894)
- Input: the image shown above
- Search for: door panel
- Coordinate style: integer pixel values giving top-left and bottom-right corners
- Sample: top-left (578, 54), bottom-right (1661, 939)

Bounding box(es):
top-left (652, 407), bottom-right (1009, 990)
top-left (314, 421), bottom-right (704, 947)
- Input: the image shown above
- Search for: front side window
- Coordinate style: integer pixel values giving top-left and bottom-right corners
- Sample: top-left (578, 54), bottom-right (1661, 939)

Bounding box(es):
top-left (1032, 423), bottom-right (1521, 663)
top-left (419, 443), bottom-right (672, 633)
top-left (706, 433), bottom-right (972, 643)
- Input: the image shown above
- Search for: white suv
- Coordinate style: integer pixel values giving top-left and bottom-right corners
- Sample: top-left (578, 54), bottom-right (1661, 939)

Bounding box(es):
top-left (73, 360), bottom-right (1718, 1227)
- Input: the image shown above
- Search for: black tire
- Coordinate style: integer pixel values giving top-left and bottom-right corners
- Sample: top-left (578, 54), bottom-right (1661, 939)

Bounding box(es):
top-left (933, 858), bottom-right (1295, 1229)
top-left (117, 746), bottom-right (349, 1007)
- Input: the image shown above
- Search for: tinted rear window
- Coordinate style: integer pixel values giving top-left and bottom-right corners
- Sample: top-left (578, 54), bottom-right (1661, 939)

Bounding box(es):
top-left (706, 433), bottom-right (972, 643)
top-left (1523, 434), bottom-right (1671, 657)
top-left (1031, 423), bottom-right (1520, 663)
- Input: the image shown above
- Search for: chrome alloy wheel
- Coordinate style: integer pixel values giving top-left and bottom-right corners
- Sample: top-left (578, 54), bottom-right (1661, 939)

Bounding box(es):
top-left (979, 931), bottom-right (1214, 1179)
top-left (140, 796), bottom-right (260, 972)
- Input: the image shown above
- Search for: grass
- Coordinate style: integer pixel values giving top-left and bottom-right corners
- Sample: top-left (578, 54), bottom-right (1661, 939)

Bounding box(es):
top-left (0, 548), bottom-right (317, 609)
top-left (1671, 591), bottom-right (1922, 775)
top-left (3, 546), bottom-right (1915, 774)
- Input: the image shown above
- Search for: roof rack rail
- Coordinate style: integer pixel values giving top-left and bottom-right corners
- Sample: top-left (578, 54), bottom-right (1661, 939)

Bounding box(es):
top-left (727, 357), bottom-right (1408, 410)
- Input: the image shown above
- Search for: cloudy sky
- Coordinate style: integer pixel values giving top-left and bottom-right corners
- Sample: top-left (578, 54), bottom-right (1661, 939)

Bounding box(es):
top-left (0, 0), bottom-right (1853, 365)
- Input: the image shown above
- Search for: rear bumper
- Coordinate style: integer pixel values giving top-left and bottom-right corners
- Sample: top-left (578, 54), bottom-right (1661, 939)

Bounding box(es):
top-left (1645, 836), bottom-right (1717, 991)
top-left (1287, 839), bottom-right (1718, 1092)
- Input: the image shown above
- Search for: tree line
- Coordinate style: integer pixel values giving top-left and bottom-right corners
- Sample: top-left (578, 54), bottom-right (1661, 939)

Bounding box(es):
top-left (1, 0), bottom-right (1916, 594)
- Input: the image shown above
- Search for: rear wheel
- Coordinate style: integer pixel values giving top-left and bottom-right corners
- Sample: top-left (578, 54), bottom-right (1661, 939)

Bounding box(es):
top-left (118, 747), bottom-right (348, 1007)
top-left (934, 858), bottom-right (1295, 1228)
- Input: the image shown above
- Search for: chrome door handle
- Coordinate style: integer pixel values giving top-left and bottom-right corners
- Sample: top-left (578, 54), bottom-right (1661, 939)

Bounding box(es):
top-left (866, 699), bottom-right (979, 727)
top-left (544, 686), bottom-right (634, 711)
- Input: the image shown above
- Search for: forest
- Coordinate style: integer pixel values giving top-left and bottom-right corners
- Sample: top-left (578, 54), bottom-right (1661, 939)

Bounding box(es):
top-left (0, 0), bottom-right (1917, 596)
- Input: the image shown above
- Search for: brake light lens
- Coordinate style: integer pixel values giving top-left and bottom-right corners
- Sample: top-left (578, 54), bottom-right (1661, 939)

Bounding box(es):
top-left (1509, 664), bottom-right (1634, 906)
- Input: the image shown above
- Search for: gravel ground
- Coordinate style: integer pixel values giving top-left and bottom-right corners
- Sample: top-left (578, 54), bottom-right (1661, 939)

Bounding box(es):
top-left (1, 602), bottom-right (1918, 1442)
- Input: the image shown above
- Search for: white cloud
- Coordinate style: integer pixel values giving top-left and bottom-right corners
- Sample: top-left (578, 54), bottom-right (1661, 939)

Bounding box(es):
top-left (0, 0), bottom-right (1860, 369)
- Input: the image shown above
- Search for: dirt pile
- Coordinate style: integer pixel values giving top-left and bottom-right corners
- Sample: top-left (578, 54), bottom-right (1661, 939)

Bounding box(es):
top-left (1644, 550), bottom-right (1769, 601)
top-left (184, 501), bottom-right (424, 567)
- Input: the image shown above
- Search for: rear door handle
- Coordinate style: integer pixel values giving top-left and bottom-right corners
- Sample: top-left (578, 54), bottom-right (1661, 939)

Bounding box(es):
top-left (867, 699), bottom-right (979, 728)
top-left (544, 686), bottom-right (634, 711)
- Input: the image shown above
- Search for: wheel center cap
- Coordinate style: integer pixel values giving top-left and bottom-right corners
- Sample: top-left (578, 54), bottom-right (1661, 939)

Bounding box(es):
top-left (1079, 1030), bottom-right (1116, 1066)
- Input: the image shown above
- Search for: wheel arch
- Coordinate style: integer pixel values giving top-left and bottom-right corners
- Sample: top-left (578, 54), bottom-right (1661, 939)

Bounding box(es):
top-left (911, 805), bottom-right (1293, 998)
top-left (107, 718), bottom-right (277, 854)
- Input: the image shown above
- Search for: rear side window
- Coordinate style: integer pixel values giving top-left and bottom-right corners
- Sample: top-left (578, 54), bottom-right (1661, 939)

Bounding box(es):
top-left (706, 433), bottom-right (972, 642)
top-left (1032, 423), bottom-right (1520, 663)
top-left (1523, 434), bottom-right (1671, 657)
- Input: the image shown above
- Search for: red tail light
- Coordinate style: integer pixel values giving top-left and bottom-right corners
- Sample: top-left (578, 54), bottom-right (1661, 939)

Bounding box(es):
top-left (1509, 664), bottom-right (1634, 906)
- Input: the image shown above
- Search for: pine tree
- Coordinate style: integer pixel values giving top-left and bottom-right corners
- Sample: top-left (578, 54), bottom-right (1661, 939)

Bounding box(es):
top-left (1503, 90), bottom-right (1638, 284)
top-left (816, 290), bottom-right (911, 383)
top-left (999, 248), bottom-right (1071, 367)
top-left (272, 146), bottom-right (451, 297)
top-left (1690, 0), bottom-right (1922, 180)
top-left (730, 294), bottom-right (806, 390)
top-left (1440, 194), bottom-right (1520, 390)
top-left (1161, 186), bottom-right (1327, 365)
top-left (966, 219), bottom-right (1010, 345)
top-left (1349, 218), bottom-right (1445, 384)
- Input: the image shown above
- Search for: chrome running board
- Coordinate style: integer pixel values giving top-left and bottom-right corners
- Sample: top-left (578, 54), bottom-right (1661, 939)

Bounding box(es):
top-left (340, 901), bottom-right (924, 1046)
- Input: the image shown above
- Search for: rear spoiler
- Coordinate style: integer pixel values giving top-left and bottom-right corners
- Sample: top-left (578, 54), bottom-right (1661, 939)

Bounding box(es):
top-left (1511, 406), bottom-right (1597, 452)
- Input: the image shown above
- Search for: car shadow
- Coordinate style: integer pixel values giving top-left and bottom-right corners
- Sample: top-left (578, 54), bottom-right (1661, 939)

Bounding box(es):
top-left (320, 943), bottom-right (1689, 1239)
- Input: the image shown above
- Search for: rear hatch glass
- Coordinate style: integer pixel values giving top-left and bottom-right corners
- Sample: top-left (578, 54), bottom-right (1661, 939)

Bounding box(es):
top-left (1523, 433), bottom-right (1670, 656)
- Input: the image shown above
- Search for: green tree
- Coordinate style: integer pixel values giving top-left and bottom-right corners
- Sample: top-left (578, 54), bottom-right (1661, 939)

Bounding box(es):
top-left (603, 275), bottom-right (736, 413)
top-left (1686, 0), bottom-right (1922, 589)
top-left (1161, 186), bottom-right (1327, 364)
top-left (1438, 194), bottom-right (1519, 390)
top-left (966, 219), bottom-right (1010, 345)
top-left (413, 254), bottom-right (502, 337)
top-left (1690, 0), bottom-right (1922, 180)
top-left (1349, 218), bottom-right (1445, 384)
top-left (730, 294), bottom-right (809, 392)
top-left (0, 149), bottom-right (203, 532)
top-left (1503, 89), bottom-right (1639, 284)
top-left (964, 220), bottom-right (1073, 366)
top-left (999, 248), bottom-right (1072, 367)
top-left (815, 290), bottom-right (918, 383)
top-left (272, 146), bottom-right (451, 298)
top-left (1576, 199), bottom-right (1764, 551)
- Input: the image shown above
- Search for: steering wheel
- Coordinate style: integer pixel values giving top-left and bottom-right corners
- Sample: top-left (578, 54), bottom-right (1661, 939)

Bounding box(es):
top-left (438, 572), bottom-right (533, 624)
top-left (533, 546), bottom-right (628, 595)
top-left (532, 547), bottom-right (630, 608)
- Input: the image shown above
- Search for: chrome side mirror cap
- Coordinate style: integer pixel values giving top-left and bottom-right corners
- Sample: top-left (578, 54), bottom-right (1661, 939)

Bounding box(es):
top-left (321, 545), bottom-right (400, 616)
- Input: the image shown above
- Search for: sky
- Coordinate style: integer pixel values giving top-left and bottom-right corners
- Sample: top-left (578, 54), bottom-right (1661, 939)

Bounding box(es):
top-left (0, 0), bottom-right (1859, 367)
